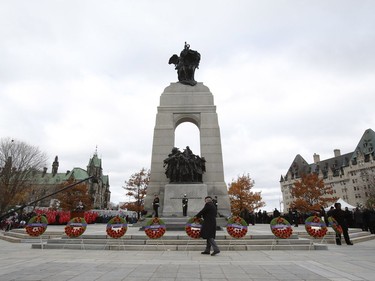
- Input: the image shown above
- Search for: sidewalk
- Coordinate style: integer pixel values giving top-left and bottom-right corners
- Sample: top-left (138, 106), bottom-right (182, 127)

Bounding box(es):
top-left (0, 224), bottom-right (374, 281)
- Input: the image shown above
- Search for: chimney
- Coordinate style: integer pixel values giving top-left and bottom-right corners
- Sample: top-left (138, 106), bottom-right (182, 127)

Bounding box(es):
top-left (313, 153), bottom-right (320, 164)
top-left (334, 149), bottom-right (341, 157)
top-left (66, 170), bottom-right (70, 175)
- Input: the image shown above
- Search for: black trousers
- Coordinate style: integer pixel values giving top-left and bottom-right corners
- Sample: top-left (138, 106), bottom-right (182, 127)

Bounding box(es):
top-left (205, 238), bottom-right (220, 252)
top-left (335, 226), bottom-right (352, 245)
top-left (153, 207), bottom-right (159, 217)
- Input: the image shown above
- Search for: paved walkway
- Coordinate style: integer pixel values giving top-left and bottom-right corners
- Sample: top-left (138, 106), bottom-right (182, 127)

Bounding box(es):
top-left (1, 224), bottom-right (375, 281)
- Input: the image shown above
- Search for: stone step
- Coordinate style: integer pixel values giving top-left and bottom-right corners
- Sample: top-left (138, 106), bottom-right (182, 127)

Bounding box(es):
top-left (0, 233), bottom-right (21, 243)
top-left (31, 243), bottom-right (325, 251)
top-left (10, 228), bottom-right (64, 235)
top-left (44, 237), bottom-right (310, 246)
top-left (3, 231), bottom-right (63, 240)
top-left (31, 236), bottom-right (324, 251)
top-left (296, 229), bottom-right (375, 244)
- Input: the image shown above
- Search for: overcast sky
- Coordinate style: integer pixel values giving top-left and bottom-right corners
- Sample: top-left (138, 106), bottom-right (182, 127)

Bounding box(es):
top-left (1, 1), bottom-right (375, 212)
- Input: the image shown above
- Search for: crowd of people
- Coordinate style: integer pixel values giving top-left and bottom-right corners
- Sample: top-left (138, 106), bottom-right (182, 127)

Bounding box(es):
top-left (336, 206), bottom-right (375, 233)
top-left (0, 210), bottom-right (36, 231)
top-left (238, 208), bottom-right (300, 226)
top-left (238, 205), bottom-right (375, 235)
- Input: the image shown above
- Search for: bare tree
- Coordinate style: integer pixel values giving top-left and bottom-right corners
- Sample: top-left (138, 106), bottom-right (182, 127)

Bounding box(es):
top-left (0, 138), bottom-right (47, 214)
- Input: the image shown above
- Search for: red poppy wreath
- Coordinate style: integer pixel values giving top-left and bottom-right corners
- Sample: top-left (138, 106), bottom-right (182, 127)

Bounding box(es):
top-left (65, 217), bottom-right (87, 238)
top-left (144, 217), bottom-right (166, 239)
top-left (270, 217), bottom-right (293, 239)
top-left (25, 215), bottom-right (48, 237)
top-left (106, 216), bottom-right (127, 239)
top-left (226, 216), bottom-right (248, 238)
top-left (328, 216), bottom-right (343, 235)
top-left (185, 217), bottom-right (202, 239)
top-left (305, 215), bottom-right (327, 238)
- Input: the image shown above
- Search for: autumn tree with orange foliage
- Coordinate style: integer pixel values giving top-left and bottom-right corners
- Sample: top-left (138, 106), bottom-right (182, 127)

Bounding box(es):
top-left (228, 173), bottom-right (265, 215)
top-left (290, 173), bottom-right (338, 213)
top-left (56, 181), bottom-right (93, 211)
top-left (122, 168), bottom-right (150, 219)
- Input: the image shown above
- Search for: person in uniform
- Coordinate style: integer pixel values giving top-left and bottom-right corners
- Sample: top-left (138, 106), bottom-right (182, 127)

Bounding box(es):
top-left (212, 196), bottom-right (218, 215)
top-left (182, 194), bottom-right (188, 216)
top-left (152, 195), bottom-right (160, 217)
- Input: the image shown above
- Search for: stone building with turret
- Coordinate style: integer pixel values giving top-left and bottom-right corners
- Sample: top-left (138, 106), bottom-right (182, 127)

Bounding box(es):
top-left (33, 152), bottom-right (110, 209)
top-left (280, 129), bottom-right (375, 210)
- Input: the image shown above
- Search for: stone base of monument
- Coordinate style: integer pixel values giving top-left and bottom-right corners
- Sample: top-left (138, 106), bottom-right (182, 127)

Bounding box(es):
top-left (162, 183), bottom-right (207, 217)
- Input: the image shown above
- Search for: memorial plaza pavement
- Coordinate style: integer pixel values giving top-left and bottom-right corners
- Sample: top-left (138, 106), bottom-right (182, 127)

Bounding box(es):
top-left (1, 224), bottom-right (375, 281)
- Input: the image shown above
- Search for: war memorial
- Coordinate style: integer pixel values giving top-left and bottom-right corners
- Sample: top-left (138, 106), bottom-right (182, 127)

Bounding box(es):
top-left (144, 42), bottom-right (231, 217)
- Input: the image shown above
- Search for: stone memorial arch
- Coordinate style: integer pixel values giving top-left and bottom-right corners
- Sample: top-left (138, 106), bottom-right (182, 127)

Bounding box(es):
top-left (144, 44), bottom-right (231, 217)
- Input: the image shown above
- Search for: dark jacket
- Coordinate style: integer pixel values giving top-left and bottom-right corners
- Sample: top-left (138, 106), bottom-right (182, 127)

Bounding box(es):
top-left (331, 208), bottom-right (348, 228)
top-left (196, 201), bottom-right (217, 239)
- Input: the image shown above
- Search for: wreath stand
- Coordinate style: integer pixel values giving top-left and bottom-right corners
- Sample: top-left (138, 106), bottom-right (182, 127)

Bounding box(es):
top-left (184, 236), bottom-right (193, 251)
top-left (63, 237), bottom-right (85, 250)
top-left (184, 223), bottom-right (202, 251)
top-left (308, 236), bottom-right (327, 250)
top-left (105, 237), bottom-right (126, 250)
top-left (227, 236), bottom-right (248, 251)
top-left (143, 237), bottom-right (167, 251)
top-left (271, 237), bottom-right (294, 250)
top-left (184, 234), bottom-right (205, 251)
top-left (38, 236), bottom-right (44, 250)
top-left (225, 217), bottom-right (249, 251)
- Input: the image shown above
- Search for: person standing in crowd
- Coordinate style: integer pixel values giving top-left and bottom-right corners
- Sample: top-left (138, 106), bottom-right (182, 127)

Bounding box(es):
top-left (239, 207), bottom-right (250, 225)
top-left (249, 210), bottom-right (255, 225)
top-left (292, 208), bottom-right (299, 227)
top-left (212, 196), bottom-right (218, 215)
top-left (273, 208), bottom-right (280, 218)
top-left (353, 207), bottom-right (364, 230)
top-left (369, 206), bottom-right (375, 234)
top-left (152, 194), bottom-right (160, 217)
top-left (182, 194), bottom-right (188, 216)
top-left (363, 208), bottom-right (370, 231)
top-left (320, 206), bottom-right (329, 226)
top-left (331, 202), bottom-right (353, 245)
top-left (195, 196), bottom-right (220, 256)
top-left (262, 210), bottom-right (269, 224)
top-left (344, 207), bottom-right (354, 228)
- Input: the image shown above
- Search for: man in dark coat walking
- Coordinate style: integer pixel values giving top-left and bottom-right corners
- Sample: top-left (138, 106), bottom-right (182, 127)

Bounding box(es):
top-left (195, 196), bottom-right (220, 256)
top-left (331, 202), bottom-right (353, 245)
